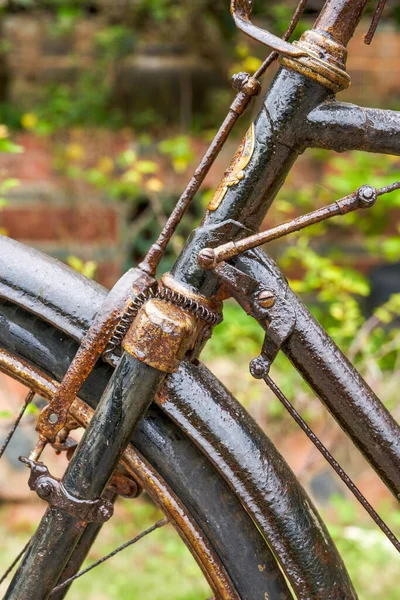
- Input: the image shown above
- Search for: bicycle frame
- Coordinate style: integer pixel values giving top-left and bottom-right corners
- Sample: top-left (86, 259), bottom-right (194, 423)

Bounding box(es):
top-left (3, 0), bottom-right (400, 598)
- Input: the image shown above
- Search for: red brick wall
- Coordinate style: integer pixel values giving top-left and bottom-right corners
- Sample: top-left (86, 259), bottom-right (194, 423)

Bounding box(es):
top-left (1, 15), bottom-right (399, 287)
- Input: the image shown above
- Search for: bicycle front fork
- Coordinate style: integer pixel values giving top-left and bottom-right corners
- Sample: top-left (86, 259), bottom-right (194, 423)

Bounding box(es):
top-left (6, 288), bottom-right (203, 600)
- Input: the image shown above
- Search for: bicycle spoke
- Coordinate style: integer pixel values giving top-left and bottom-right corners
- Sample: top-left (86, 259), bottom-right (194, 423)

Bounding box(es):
top-left (264, 375), bottom-right (400, 553)
top-left (50, 518), bottom-right (168, 596)
top-left (0, 540), bottom-right (31, 586)
top-left (0, 390), bottom-right (35, 460)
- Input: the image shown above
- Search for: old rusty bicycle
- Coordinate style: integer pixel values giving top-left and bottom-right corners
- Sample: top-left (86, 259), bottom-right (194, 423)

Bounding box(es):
top-left (0, 0), bottom-right (399, 598)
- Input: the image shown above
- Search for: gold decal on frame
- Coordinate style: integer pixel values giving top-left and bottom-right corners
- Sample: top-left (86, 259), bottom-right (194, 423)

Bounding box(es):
top-left (208, 122), bottom-right (255, 211)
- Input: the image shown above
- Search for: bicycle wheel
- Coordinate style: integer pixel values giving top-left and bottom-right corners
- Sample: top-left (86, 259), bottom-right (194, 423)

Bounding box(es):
top-left (0, 237), bottom-right (356, 600)
top-left (0, 306), bottom-right (291, 599)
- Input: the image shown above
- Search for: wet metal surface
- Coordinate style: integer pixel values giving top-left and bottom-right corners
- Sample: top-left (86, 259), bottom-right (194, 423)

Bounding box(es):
top-left (139, 0), bottom-right (308, 276)
top-left (198, 183), bottom-right (383, 268)
top-left (0, 0), bottom-right (399, 597)
top-left (230, 0), bottom-right (308, 59)
top-left (161, 361), bottom-right (357, 600)
top-left (264, 375), bottom-right (400, 553)
top-left (20, 457), bottom-right (114, 523)
top-left (0, 351), bottom-right (257, 600)
top-left (235, 248), bottom-right (400, 500)
top-left (36, 267), bottom-right (156, 442)
top-left (6, 354), bottom-right (165, 600)
top-left (306, 101), bottom-right (400, 155)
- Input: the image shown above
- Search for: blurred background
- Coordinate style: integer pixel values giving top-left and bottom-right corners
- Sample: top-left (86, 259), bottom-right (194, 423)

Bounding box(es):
top-left (0, 1), bottom-right (400, 598)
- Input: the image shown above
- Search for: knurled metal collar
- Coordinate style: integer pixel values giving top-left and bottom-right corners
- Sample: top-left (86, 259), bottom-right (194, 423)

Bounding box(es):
top-left (280, 30), bottom-right (351, 93)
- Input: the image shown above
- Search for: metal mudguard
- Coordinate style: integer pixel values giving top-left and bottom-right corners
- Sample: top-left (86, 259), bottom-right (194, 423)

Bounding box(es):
top-left (0, 234), bottom-right (356, 599)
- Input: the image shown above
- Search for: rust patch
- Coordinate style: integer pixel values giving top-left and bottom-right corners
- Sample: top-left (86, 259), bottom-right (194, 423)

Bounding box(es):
top-left (208, 123), bottom-right (255, 211)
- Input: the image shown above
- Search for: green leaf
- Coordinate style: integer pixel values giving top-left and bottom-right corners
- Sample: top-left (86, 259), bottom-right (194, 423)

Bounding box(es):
top-left (0, 139), bottom-right (23, 154)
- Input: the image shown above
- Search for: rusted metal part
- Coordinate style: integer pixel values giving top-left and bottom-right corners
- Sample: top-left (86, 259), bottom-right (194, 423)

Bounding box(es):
top-left (211, 260), bottom-right (296, 377)
top-left (313, 0), bottom-right (369, 46)
top-left (171, 72), bottom-right (331, 297)
top-left (138, 79), bottom-right (260, 277)
top-left (0, 296), bottom-right (358, 599)
top-left (235, 248), bottom-right (400, 500)
top-left (198, 183), bottom-right (383, 268)
top-left (68, 403), bottom-right (241, 600)
top-left (7, 354), bottom-right (165, 600)
top-left (0, 389), bottom-right (34, 460)
top-left (20, 457), bottom-right (114, 523)
top-left (103, 287), bottom-right (155, 361)
top-left (160, 273), bottom-right (222, 325)
top-left (365, 0), bottom-right (387, 45)
top-left (0, 348), bottom-right (57, 397)
top-left (208, 123), bottom-right (255, 212)
top-left (264, 376), bottom-right (400, 553)
top-left (306, 101), bottom-right (400, 155)
top-left (36, 267), bottom-right (156, 442)
top-left (280, 29), bottom-right (350, 92)
top-left (161, 361), bottom-right (357, 600)
top-left (50, 436), bottom-right (78, 459)
top-left (122, 274), bottom-right (223, 372)
top-left (0, 351), bottom-right (240, 600)
top-left (230, 0), bottom-right (308, 58)
top-left (122, 298), bottom-right (199, 373)
top-left (138, 1), bottom-right (308, 277)
top-left (29, 436), bottom-right (48, 462)
top-left (108, 470), bottom-right (141, 499)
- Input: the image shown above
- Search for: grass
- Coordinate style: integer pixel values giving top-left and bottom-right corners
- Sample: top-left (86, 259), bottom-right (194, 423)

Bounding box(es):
top-left (0, 498), bottom-right (211, 599)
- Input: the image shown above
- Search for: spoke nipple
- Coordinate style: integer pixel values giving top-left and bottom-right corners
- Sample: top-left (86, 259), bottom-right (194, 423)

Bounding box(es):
top-left (357, 185), bottom-right (377, 208)
top-left (198, 248), bottom-right (216, 269)
top-left (258, 290), bottom-right (275, 309)
top-left (250, 357), bottom-right (268, 379)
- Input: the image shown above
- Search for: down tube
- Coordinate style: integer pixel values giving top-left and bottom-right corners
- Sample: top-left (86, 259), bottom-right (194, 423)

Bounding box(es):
top-left (236, 249), bottom-right (400, 500)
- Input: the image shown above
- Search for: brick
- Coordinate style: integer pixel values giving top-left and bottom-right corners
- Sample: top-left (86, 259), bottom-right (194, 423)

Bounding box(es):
top-left (0, 204), bottom-right (119, 243)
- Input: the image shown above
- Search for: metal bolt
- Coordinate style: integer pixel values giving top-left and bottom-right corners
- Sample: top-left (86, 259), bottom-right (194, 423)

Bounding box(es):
top-left (98, 504), bottom-right (113, 521)
top-left (258, 290), bottom-right (275, 309)
top-left (357, 185), bottom-right (377, 208)
top-left (198, 247), bottom-right (216, 270)
top-left (37, 480), bottom-right (53, 498)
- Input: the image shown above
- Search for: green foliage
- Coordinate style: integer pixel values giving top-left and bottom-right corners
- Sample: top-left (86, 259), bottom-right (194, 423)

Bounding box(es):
top-left (324, 495), bottom-right (400, 600)
top-left (67, 255), bottom-right (97, 279)
top-left (158, 136), bottom-right (194, 174)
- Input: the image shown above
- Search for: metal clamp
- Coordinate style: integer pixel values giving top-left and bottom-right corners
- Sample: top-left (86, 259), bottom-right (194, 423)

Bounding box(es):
top-left (212, 260), bottom-right (296, 378)
top-left (20, 457), bottom-right (114, 523)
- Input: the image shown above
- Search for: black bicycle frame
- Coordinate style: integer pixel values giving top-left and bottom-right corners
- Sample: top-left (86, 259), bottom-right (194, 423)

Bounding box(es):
top-left (4, 0), bottom-right (400, 598)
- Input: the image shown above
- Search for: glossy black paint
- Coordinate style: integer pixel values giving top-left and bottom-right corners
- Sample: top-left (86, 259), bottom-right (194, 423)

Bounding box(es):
top-left (6, 354), bottom-right (165, 600)
top-left (171, 67), bottom-right (331, 297)
top-left (50, 522), bottom-right (103, 600)
top-left (306, 101), bottom-right (400, 155)
top-left (51, 489), bottom-right (117, 600)
top-left (236, 248), bottom-right (400, 500)
top-left (0, 247), bottom-right (358, 599)
top-left (163, 362), bottom-right (357, 599)
top-left (0, 305), bottom-right (294, 600)
top-left (0, 235), bottom-right (104, 342)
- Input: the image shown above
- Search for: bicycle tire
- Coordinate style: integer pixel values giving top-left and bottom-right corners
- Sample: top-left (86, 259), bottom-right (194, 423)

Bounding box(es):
top-left (0, 237), bottom-right (357, 599)
top-left (0, 300), bottom-right (294, 600)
